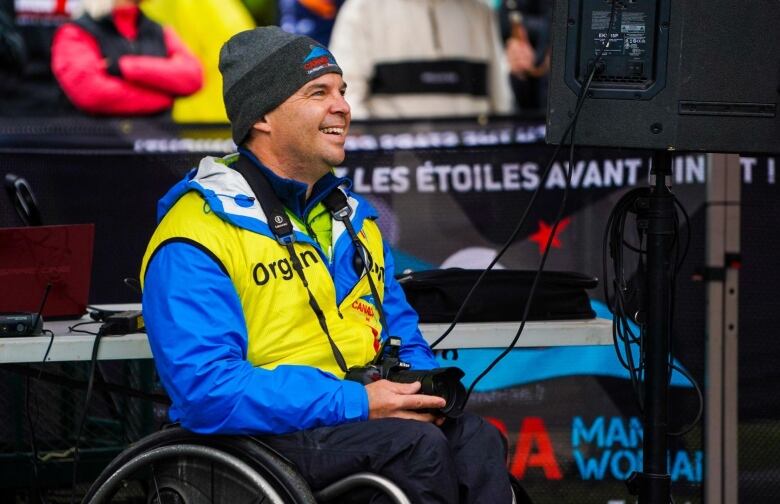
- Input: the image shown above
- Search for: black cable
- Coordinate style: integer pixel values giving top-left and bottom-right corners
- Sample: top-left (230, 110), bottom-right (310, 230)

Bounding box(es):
top-left (461, 1), bottom-right (621, 398)
top-left (70, 328), bottom-right (105, 504)
top-left (667, 362), bottom-right (704, 437)
top-left (21, 283), bottom-right (54, 501)
top-left (67, 321), bottom-right (101, 335)
top-left (429, 0), bottom-right (620, 354)
top-left (428, 140), bottom-right (567, 349)
top-left (602, 188), bottom-right (648, 303)
top-left (674, 198), bottom-right (691, 270)
top-left (40, 328), bottom-right (55, 367)
top-left (622, 240), bottom-right (645, 254)
top-left (24, 376), bottom-right (44, 503)
top-left (623, 212), bottom-right (645, 406)
top-left (427, 103), bottom-right (567, 350)
top-left (601, 159), bottom-right (703, 437)
top-left (463, 75), bottom-right (586, 399)
top-left (23, 327), bottom-right (56, 504)
top-left (666, 193), bottom-right (700, 437)
top-left (603, 188), bottom-right (649, 411)
top-left (463, 125), bottom-right (577, 403)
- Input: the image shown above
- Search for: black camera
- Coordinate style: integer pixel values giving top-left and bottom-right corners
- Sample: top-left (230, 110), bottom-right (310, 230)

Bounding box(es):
top-left (345, 337), bottom-right (467, 418)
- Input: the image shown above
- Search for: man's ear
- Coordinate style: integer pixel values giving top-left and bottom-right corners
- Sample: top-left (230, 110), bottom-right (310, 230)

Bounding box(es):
top-left (252, 115), bottom-right (272, 134)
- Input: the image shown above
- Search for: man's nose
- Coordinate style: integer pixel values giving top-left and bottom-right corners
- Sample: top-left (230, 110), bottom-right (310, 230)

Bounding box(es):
top-left (331, 93), bottom-right (350, 116)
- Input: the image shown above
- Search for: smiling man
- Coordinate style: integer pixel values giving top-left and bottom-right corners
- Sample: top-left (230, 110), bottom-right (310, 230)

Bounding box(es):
top-left (139, 27), bottom-right (523, 503)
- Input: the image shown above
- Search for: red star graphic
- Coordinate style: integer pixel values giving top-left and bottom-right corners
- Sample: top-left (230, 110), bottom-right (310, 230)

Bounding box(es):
top-left (528, 217), bottom-right (572, 254)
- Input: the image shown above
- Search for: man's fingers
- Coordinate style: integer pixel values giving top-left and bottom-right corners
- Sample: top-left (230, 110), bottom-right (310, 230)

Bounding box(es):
top-left (365, 379), bottom-right (447, 422)
top-left (398, 393), bottom-right (446, 411)
top-left (383, 381), bottom-right (446, 409)
top-left (388, 380), bottom-right (422, 394)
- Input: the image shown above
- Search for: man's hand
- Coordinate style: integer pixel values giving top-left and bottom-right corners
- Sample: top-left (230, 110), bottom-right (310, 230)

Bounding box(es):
top-left (365, 380), bottom-right (447, 425)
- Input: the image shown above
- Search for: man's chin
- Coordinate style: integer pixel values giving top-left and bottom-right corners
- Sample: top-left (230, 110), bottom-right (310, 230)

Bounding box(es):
top-left (325, 152), bottom-right (346, 167)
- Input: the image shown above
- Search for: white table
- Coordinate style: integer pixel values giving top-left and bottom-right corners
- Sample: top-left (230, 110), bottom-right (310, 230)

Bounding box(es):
top-left (0, 305), bottom-right (612, 364)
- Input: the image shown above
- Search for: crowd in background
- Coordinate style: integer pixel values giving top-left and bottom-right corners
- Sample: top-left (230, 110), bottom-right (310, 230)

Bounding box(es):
top-left (0, 0), bottom-right (552, 122)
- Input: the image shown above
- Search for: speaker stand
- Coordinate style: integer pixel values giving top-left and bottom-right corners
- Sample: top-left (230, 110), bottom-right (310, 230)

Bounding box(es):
top-left (626, 150), bottom-right (675, 503)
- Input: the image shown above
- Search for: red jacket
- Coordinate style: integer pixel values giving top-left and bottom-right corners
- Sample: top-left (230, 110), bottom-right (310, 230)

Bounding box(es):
top-left (51, 7), bottom-right (203, 116)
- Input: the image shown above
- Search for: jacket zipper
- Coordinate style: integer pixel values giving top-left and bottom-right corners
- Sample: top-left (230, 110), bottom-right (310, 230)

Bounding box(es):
top-left (304, 221), bottom-right (319, 246)
top-left (303, 215), bottom-right (343, 318)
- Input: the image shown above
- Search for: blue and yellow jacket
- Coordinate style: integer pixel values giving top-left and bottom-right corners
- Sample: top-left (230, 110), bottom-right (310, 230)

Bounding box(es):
top-left (140, 151), bottom-right (437, 435)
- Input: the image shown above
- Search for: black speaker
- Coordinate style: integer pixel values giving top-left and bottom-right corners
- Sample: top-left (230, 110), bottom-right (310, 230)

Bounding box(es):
top-left (546, 0), bottom-right (780, 154)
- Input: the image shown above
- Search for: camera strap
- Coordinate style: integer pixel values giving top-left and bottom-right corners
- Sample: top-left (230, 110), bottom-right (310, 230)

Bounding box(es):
top-left (322, 189), bottom-right (390, 338)
top-left (233, 155), bottom-right (348, 374)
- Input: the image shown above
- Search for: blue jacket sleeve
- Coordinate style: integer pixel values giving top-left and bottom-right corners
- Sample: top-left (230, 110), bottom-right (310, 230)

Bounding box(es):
top-left (380, 242), bottom-right (439, 370)
top-left (142, 241), bottom-right (368, 435)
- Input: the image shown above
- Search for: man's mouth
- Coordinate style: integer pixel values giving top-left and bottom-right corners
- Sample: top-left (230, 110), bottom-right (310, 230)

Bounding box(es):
top-left (320, 127), bottom-right (345, 136)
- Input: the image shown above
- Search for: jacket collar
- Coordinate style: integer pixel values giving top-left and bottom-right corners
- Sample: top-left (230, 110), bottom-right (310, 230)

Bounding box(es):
top-left (157, 154), bottom-right (374, 246)
top-left (237, 148), bottom-right (347, 220)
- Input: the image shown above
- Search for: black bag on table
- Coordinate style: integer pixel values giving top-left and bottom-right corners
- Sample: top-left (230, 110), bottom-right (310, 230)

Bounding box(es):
top-left (396, 269), bottom-right (597, 323)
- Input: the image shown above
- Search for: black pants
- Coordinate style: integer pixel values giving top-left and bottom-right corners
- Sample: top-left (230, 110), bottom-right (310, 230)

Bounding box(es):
top-left (260, 412), bottom-right (514, 503)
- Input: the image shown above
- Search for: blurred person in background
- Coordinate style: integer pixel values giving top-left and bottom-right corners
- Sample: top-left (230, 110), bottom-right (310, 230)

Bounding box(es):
top-left (51, 0), bottom-right (202, 117)
top-left (141, 0), bottom-right (255, 123)
top-left (279, 0), bottom-right (344, 46)
top-left (499, 0), bottom-right (552, 113)
top-left (329, 0), bottom-right (513, 119)
top-left (0, 0), bottom-right (76, 117)
top-left (0, 0), bottom-right (26, 95)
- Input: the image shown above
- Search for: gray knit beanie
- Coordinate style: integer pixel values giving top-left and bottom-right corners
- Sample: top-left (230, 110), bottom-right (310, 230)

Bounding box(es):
top-left (219, 26), bottom-right (343, 145)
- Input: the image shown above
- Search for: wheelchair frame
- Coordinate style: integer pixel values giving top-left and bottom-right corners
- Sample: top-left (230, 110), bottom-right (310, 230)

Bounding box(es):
top-left (82, 426), bottom-right (410, 504)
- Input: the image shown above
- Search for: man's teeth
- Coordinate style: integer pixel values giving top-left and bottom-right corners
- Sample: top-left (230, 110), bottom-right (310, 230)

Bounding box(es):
top-left (320, 127), bottom-right (344, 135)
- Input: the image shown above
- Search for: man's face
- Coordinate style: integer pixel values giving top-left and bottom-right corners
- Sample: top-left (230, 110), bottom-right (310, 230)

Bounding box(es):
top-left (262, 73), bottom-right (351, 182)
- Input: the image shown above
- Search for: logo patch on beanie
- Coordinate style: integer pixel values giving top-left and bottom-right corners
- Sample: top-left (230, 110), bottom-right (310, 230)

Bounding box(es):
top-left (303, 46), bottom-right (338, 75)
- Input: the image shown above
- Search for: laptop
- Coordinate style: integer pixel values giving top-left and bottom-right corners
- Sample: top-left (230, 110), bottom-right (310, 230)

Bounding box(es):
top-left (0, 224), bottom-right (95, 319)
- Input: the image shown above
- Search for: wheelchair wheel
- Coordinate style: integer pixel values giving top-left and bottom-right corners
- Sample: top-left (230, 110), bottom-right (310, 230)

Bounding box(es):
top-left (83, 428), bottom-right (316, 504)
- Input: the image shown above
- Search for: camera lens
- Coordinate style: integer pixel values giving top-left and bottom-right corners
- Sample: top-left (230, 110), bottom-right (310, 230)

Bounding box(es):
top-left (391, 367), bottom-right (466, 418)
top-left (433, 376), bottom-right (449, 401)
top-left (437, 374), bottom-right (466, 418)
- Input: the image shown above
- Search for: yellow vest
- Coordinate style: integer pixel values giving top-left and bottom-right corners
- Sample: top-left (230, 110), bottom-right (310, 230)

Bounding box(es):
top-left (140, 188), bottom-right (387, 378)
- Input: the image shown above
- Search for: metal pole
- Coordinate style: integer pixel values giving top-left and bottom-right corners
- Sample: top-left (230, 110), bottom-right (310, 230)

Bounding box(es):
top-left (704, 153), bottom-right (741, 504)
top-left (639, 150), bottom-right (675, 503)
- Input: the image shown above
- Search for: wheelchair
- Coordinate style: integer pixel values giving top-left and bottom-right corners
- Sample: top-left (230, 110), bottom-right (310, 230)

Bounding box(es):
top-left (82, 426), bottom-right (411, 504)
